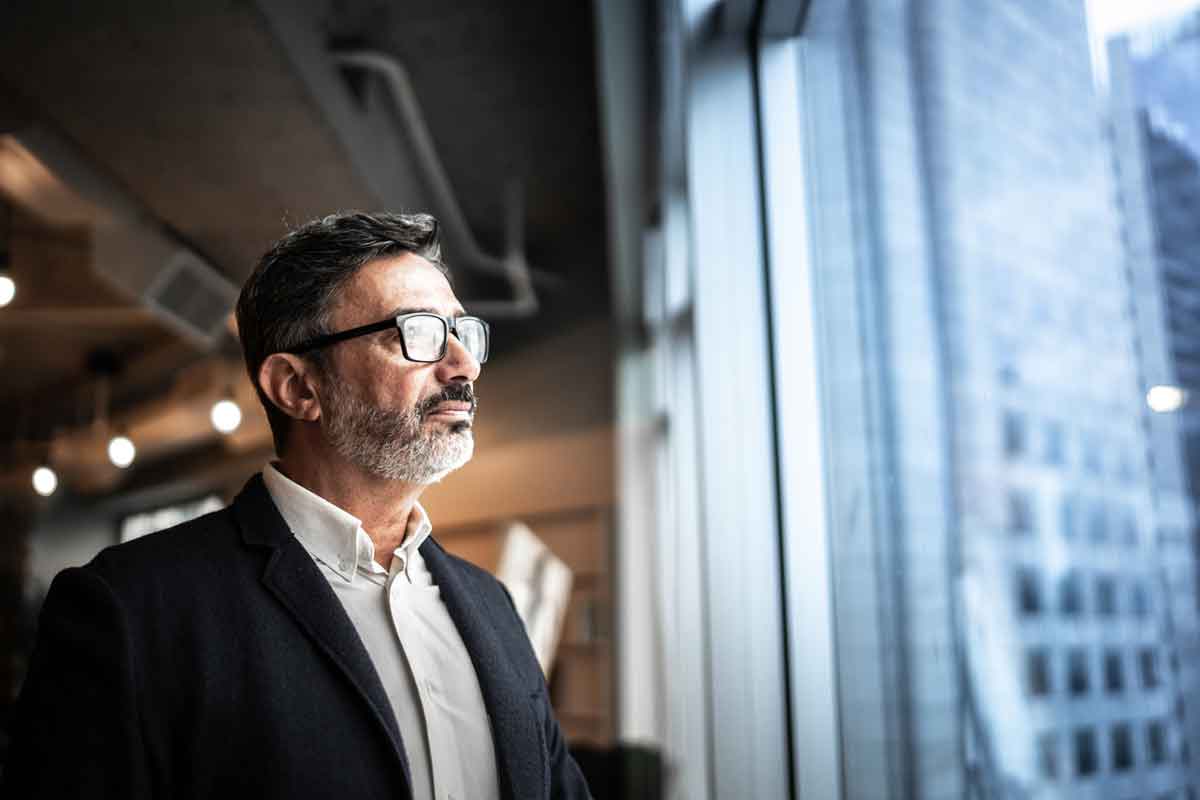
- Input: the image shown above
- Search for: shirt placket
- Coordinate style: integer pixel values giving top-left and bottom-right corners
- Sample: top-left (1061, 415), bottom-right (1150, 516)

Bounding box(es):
top-left (389, 560), bottom-right (461, 800)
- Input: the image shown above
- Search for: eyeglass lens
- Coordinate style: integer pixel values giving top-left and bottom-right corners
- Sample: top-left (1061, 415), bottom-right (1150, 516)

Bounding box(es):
top-left (456, 319), bottom-right (487, 362)
top-left (400, 315), bottom-right (487, 362)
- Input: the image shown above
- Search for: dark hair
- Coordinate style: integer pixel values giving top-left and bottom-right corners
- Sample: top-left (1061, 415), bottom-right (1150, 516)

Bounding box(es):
top-left (236, 211), bottom-right (448, 453)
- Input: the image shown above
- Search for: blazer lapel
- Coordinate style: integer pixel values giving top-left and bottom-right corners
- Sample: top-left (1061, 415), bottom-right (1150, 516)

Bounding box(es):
top-left (231, 475), bottom-right (414, 791)
top-left (422, 539), bottom-right (547, 800)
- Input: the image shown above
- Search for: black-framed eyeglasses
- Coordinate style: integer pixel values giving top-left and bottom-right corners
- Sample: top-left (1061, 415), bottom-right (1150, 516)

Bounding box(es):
top-left (287, 313), bottom-right (490, 364)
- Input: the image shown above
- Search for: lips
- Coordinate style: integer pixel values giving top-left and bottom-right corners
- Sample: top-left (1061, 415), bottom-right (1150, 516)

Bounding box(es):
top-left (428, 401), bottom-right (473, 415)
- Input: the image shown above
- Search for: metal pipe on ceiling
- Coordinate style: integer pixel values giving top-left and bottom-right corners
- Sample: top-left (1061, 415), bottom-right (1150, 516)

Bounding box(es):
top-left (331, 49), bottom-right (542, 319)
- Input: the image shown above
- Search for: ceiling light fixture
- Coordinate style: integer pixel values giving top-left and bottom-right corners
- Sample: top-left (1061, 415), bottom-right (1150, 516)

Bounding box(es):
top-left (210, 397), bottom-right (242, 434)
top-left (107, 434), bottom-right (136, 469)
top-left (32, 465), bottom-right (58, 496)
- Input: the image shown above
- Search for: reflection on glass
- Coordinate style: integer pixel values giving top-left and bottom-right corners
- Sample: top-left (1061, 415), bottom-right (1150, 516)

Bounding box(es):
top-left (799, 0), bottom-right (1200, 796)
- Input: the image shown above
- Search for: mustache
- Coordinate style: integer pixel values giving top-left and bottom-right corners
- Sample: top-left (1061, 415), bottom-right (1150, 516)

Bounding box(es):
top-left (418, 383), bottom-right (478, 416)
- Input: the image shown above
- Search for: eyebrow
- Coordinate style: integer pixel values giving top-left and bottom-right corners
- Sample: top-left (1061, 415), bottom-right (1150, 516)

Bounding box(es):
top-left (384, 305), bottom-right (468, 318)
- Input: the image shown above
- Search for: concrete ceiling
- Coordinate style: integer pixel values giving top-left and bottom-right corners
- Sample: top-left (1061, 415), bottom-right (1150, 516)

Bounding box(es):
top-left (0, 0), bottom-right (610, 451)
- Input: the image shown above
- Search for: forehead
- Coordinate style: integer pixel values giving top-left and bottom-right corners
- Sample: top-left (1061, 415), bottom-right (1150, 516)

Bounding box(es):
top-left (333, 253), bottom-right (461, 324)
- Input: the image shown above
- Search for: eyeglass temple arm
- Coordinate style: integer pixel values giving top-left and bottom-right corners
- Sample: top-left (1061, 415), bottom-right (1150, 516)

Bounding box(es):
top-left (288, 318), bottom-right (398, 354)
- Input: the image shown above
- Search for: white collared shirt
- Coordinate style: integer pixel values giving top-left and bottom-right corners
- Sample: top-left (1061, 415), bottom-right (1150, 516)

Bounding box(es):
top-left (262, 463), bottom-right (500, 800)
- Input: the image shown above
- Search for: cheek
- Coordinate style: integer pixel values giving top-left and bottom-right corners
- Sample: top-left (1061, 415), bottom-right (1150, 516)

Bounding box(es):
top-left (374, 365), bottom-right (434, 411)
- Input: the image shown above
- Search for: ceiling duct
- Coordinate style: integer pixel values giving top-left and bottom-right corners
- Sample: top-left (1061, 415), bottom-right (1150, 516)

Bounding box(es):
top-left (11, 121), bottom-right (237, 349)
top-left (91, 221), bottom-right (237, 348)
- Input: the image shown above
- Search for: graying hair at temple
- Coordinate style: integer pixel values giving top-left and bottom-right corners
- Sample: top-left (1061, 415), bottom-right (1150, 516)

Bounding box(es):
top-left (235, 211), bottom-right (451, 453)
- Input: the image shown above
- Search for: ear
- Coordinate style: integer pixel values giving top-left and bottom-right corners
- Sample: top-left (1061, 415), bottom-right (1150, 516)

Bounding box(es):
top-left (258, 353), bottom-right (323, 423)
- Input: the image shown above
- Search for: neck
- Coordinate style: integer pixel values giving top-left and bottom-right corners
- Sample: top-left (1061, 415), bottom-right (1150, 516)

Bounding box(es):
top-left (276, 441), bottom-right (426, 567)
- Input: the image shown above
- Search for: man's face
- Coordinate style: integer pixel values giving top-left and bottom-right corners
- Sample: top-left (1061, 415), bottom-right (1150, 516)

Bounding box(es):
top-left (315, 253), bottom-right (482, 484)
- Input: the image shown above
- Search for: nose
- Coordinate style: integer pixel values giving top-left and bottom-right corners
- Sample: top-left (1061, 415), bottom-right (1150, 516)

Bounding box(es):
top-left (436, 329), bottom-right (482, 383)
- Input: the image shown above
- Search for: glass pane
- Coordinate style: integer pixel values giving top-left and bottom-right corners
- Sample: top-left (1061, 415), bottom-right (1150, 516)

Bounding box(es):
top-left (401, 315), bottom-right (445, 361)
top-left (794, 0), bottom-right (1200, 796)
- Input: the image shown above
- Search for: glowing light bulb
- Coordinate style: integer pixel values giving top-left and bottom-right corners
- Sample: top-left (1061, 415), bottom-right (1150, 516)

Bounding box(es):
top-left (0, 275), bottom-right (14, 307)
top-left (108, 435), bottom-right (136, 468)
top-left (210, 398), bottom-right (242, 434)
top-left (1146, 385), bottom-right (1187, 414)
top-left (32, 466), bottom-right (57, 496)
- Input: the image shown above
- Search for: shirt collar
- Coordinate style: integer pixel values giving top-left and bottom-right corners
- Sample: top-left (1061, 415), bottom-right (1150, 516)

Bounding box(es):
top-left (261, 463), bottom-right (434, 583)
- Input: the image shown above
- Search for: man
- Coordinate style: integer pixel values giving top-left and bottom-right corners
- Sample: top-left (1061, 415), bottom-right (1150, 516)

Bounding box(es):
top-left (4, 212), bottom-right (592, 799)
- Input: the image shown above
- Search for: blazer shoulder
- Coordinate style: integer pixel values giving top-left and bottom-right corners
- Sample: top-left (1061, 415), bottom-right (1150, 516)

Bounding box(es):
top-left (85, 506), bottom-right (244, 589)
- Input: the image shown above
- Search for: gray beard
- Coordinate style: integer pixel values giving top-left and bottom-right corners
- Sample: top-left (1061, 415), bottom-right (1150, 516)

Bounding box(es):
top-left (320, 379), bottom-right (474, 485)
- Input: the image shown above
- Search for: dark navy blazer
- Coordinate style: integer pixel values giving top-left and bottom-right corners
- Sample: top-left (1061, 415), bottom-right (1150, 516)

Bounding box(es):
top-left (3, 474), bottom-right (591, 799)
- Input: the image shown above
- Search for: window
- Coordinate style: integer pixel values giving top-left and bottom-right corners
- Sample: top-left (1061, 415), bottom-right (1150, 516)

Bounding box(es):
top-left (1117, 448), bottom-right (1137, 483)
top-left (1121, 511), bottom-right (1140, 547)
top-left (1037, 731), bottom-right (1059, 780)
top-left (745, 2), bottom-right (1200, 797)
top-left (1008, 490), bottom-right (1035, 535)
top-left (1141, 648), bottom-right (1161, 690)
top-left (1074, 727), bottom-right (1099, 777)
top-left (1111, 723), bottom-right (1135, 771)
top-left (1004, 410), bottom-right (1027, 459)
top-left (1133, 581), bottom-right (1151, 618)
top-left (1059, 494), bottom-right (1078, 539)
top-left (1044, 420), bottom-right (1066, 465)
top-left (1067, 649), bottom-right (1090, 697)
top-left (1096, 575), bottom-right (1118, 617)
top-left (119, 494), bottom-right (224, 543)
top-left (1018, 568), bottom-right (1044, 616)
top-left (1027, 648), bottom-right (1052, 696)
top-left (1082, 434), bottom-right (1104, 475)
top-left (1147, 720), bottom-right (1168, 765)
top-left (1059, 571), bottom-right (1084, 617)
top-left (1104, 649), bottom-right (1125, 694)
top-left (1087, 502), bottom-right (1108, 543)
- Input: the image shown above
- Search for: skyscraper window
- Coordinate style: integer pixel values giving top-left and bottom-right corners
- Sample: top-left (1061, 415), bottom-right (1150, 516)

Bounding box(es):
top-left (1060, 571), bottom-right (1085, 617)
top-left (1018, 568), bottom-right (1044, 616)
top-left (1074, 727), bottom-right (1099, 776)
top-left (1096, 575), bottom-right (1118, 617)
top-left (1059, 494), bottom-right (1079, 539)
top-left (1132, 581), bottom-right (1152, 618)
top-left (1148, 720), bottom-right (1168, 765)
top-left (1121, 511), bottom-right (1140, 547)
top-left (1111, 723), bottom-right (1135, 771)
top-left (1104, 649), bottom-right (1125, 694)
top-left (1004, 410), bottom-right (1028, 459)
top-left (1068, 649), bottom-right (1091, 697)
top-left (1027, 647), bottom-right (1052, 696)
top-left (1044, 420), bottom-right (1066, 466)
top-left (1008, 490), bottom-right (1036, 535)
top-left (1082, 435), bottom-right (1104, 475)
top-left (1037, 731), bottom-right (1059, 780)
top-left (1087, 502), bottom-right (1108, 543)
top-left (1141, 648), bottom-right (1161, 690)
